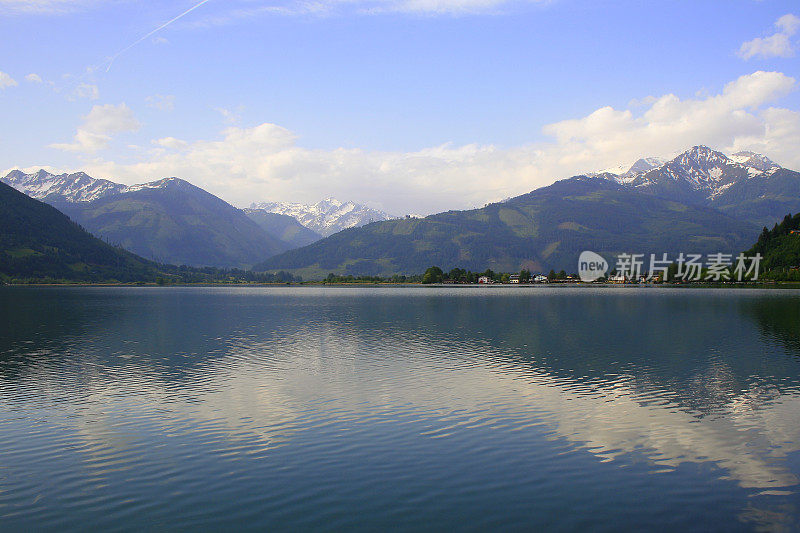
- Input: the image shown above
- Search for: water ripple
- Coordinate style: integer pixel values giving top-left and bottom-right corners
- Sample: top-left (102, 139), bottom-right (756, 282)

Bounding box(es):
top-left (1, 286), bottom-right (800, 530)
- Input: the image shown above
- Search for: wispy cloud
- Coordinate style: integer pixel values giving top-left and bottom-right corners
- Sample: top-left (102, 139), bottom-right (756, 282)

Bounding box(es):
top-left (24, 73), bottom-right (43, 83)
top-left (153, 137), bottom-right (189, 150)
top-left (0, 71), bottom-right (18, 89)
top-left (215, 106), bottom-right (245, 125)
top-left (0, 0), bottom-right (110, 14)
top-left (52, 103), bottom-right (140, 153)
top-left (73, 82), bottom-right (99, 100)
top-left (146, 94), bottom-right (175, 111)
top-left (739, 13), bottom-right (799, 60)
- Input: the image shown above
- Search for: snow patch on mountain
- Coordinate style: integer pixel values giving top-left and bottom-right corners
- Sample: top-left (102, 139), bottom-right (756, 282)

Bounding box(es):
top-left (1, 170), bottom-right (188, 203)
top-left (250, 197), bottom-right (396, 236)
top-left (589, 157), bottom-right (666, 184)
top-left (592, 146), bottom-right (784, 201)
top-left (125, 177), bottom-right (185, 192)
top-left (2, 169), bottom-right (125, 203)
top-left (730, 151), bottom-right (781, 174)
top-left (625, 157), bottom-right (666, 176)
top-left (2, 170), bottom-right (395, 238)
top-left (598, 163), bottom-right (630, 177)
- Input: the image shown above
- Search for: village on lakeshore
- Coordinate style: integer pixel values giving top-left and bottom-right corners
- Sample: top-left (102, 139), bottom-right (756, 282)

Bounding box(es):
top-left (318, 262), bottom-right (789, 286)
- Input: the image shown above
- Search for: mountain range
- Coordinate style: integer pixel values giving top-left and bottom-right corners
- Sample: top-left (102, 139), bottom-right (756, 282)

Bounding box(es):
top-left (248, 198), bottom-right (395, 236)
top-left (1, 169), bottom-right (393, 267)
top-left (4, 145), bottom-right (800, 279)
top-left (255, 175), bottom-right (757, 277)
top-left (598, 147), bottom-right (799, 229)
top-left (0, 180), bottom-right (303, 284)
top-left (256, 146), bottom-right (800, 277)
top-left (2, 170), bottom-right (287, 268)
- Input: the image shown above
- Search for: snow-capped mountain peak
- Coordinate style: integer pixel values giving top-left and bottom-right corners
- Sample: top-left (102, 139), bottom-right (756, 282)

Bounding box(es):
top-left (250, 198), bottom-right (396, 237)
top-left (319, 197), bottom-right (342, 206)
top-left (0, 170), bottom-right (199, 204)
top-left (1, 169), bottom-right (126, 203)
top-left (589, 146), bottom-right (784, 202)
top-left (668, 145), bottom-right (733, 176)
top-left (657, 146), bottom-right (738, 186)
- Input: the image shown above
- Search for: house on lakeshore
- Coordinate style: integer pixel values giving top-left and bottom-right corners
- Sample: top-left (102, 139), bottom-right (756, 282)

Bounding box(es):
top-left (608, 274), bottom-right (627, 284)
top-left (478, 276), bottom-right (491, 284)
top-left (509, 274), bottom-right (520, 284)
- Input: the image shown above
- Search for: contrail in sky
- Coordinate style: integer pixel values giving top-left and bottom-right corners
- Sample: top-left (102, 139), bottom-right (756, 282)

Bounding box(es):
top-left (105, 0), bottom-right (214, 72)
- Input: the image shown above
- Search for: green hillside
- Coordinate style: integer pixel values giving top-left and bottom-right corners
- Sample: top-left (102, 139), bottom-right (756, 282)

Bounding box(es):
top-left (255, 177), bottom-right (759, 278)
top-left (745, 213), bottom-right (800, 280)
top-left (0, 181), bottom-right (159, 282)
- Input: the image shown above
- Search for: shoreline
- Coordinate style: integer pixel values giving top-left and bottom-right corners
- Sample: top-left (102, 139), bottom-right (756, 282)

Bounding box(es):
top-left (4, 281), bottom-right (800, 289)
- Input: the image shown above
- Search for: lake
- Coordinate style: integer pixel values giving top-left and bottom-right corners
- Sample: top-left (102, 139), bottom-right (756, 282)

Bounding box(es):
top-left (1, 286), bottom-right (800, 531)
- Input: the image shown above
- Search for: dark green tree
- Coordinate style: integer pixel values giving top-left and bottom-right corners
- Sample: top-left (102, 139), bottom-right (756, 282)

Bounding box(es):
top-left (448, 267), bottom-right (466, 282)
top-left (422, 266), bottom-right (444, 284)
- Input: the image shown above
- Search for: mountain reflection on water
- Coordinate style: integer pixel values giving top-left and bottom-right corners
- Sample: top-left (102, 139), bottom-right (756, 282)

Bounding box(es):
top-left (1, 286), bottom-right (799, 531)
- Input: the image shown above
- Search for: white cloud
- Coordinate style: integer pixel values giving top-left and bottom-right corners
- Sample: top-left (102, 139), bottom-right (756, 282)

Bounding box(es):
top-left (776, 13), bottom-right (800, 35)
top-left (146, 94), bottom-right (175, 111)
top-left (0, 71), bottom-right (18, 89)
top-left (153, 137), bottom-right (188, 150)
top-left (24, 73), bottom-right (43, 83)
top-left (73, 82), bottom-right (99, 100)
top-left (52, 103), bottom-right (141, 153)
top-left (739, 33), bottom-right (793, 60)
top-left (627, 95), bottom-right (657, 108)
top-left (64, 71), bottom-right (799, 216)
top-left (536, 71), bottom-right (796, 176)
top-left (216, 106), bottom-right (244, 124)
top-left (0, 0), bottom-right (108, 14)
top-left (739, 13), bottom-right (799, 59)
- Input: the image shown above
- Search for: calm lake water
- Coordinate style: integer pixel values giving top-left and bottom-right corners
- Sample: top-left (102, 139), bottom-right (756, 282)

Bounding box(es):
top-left (2, 286), bottom-right (800, 531)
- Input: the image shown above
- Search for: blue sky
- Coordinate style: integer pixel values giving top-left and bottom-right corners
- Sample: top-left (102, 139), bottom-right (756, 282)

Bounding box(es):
top-left (1, 0), bottom-right (799, 214)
